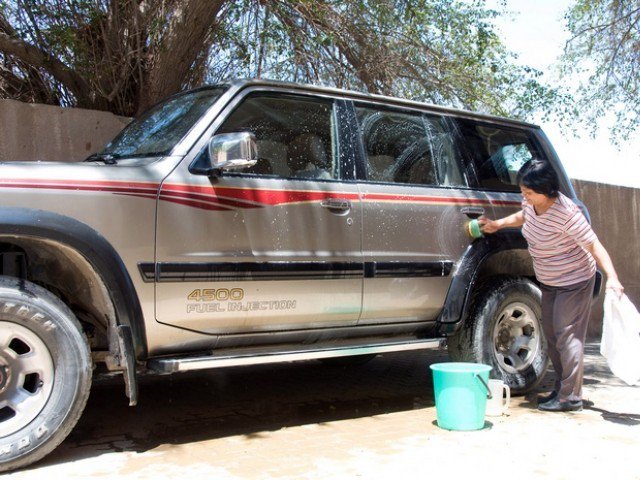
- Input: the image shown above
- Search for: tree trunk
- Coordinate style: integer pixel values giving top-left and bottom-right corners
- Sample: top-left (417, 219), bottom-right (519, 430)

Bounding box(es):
top-left (139, 0), bottom-right (227, 113)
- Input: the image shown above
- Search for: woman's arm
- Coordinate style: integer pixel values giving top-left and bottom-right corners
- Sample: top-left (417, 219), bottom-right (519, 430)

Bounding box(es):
top-left (478, 210), bottom-right (524, 234)
top-left (584, 240), bottom-right (624, 295)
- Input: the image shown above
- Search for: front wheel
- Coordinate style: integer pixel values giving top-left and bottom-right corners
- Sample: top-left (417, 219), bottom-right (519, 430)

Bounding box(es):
top-left (448, 277), bottom-right (548, 394)
top-left (0, 277), bottom-right (92, 472)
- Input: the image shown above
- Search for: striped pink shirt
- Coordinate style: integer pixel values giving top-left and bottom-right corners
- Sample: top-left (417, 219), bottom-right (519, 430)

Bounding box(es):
top-left (521, 192), bottom-right (597, 287)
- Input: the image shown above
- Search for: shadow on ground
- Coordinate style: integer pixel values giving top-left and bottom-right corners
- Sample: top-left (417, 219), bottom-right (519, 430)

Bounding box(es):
top-left (34, 341), bottom-right (633, 469)
top-left (583, 405), bottom-right (640, 426)
top-left (41, 348), bottom-right (449, 467)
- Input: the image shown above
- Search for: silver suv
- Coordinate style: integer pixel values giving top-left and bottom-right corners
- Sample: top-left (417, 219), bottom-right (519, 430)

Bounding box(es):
top-left (0, 80), bottom-right (585, 470)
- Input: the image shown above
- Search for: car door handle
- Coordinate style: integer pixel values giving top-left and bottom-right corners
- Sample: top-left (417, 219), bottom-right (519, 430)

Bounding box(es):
top-left (320, 198), bottom-right (351, 212)
top-left (460, 206), bottom-right (485, 219)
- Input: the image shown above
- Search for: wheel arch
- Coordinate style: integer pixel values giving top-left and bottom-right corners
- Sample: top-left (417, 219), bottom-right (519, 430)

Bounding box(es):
top-left (0, 208), bottom-right (147, 364)
top-left (437, 230), bottom-right (535, 334)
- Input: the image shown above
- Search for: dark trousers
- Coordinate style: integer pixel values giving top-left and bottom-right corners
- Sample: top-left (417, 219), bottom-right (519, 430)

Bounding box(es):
top-left (540, 275), bottom-right (596, 402)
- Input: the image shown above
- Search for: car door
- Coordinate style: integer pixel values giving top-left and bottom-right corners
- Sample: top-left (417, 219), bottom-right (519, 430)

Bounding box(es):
top-left (154, 90), bottom-right (363, 335)
top-left (352, 102), bottom-right (489, 324)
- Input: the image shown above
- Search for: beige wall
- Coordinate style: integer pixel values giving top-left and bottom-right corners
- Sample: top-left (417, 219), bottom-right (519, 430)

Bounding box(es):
top-left (0, 101), bottom-right (636, 338)
top-left (573, 179), bottom-right (640, 339)
top-left (0, 99), bottom-right (130, 162)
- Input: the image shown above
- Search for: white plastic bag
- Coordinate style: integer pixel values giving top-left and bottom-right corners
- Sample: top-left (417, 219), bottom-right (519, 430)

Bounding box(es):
top-left (600, 292), bottom-right (640, 386)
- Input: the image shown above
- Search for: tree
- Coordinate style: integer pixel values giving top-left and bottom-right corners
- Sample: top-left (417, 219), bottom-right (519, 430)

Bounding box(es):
top-left (0, 0), bottom-right (227, 114)
top-left (0, 0), bottom-right (556, 119)
top-left (561, 0), bottom-right (640, 142)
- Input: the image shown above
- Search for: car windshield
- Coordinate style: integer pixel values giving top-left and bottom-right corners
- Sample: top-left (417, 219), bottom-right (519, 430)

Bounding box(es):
top-left (102, 87), bottom-right (227, 157)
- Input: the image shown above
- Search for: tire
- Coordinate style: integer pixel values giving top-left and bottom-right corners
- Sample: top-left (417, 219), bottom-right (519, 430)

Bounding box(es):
top-left (0, 277), bottom-right (91, 472)
top-left (448, 276), bottom-right (548, 394)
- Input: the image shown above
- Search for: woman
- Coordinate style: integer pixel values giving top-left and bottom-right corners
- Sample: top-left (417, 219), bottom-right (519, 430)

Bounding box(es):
top-left (479, 159), bottom-right (624, 412)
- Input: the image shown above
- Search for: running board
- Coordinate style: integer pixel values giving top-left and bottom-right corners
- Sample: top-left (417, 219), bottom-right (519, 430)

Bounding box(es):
top-left (147, 339), bottom-right (445, 374)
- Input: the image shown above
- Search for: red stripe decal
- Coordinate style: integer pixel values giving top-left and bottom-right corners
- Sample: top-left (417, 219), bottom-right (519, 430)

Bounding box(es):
top-left (362, 193), bottom-right (486, 204)
top-left (158, 195), bottom-right (232, 211)
top-left (161, 184), bottom-right (361, 206)
top-left (160, 188), bottom-right (263, 209)
top-left (114, 192), bottom-right (157, 200)
top-left (0, 179), bottom-right (521, 210)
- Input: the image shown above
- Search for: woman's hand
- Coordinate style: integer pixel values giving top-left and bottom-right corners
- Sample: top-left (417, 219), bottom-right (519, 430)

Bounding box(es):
top-left (606, 277), bottom-right (624, 299)
top-left (478, 216), bottom-right (501, 234)
top-left (478, 210), bottom-right (524, 234)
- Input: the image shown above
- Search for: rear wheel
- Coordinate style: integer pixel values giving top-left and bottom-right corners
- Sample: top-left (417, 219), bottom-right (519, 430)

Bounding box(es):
top-left (0, 277), bottom-right (91, 472)
top-left (449, 276), bottom-right (548, 394)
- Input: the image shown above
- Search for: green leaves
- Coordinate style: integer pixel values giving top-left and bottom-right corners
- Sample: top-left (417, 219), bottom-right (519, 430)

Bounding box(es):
top-left (0, 0), bottom-right (559, 122)
top-left (560, 0), bottom-right (640, 143)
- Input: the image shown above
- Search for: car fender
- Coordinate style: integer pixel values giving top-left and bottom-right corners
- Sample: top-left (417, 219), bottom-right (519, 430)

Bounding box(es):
top-left (0, 207), bottom-right (146, 358)
top-left (437, 230), bottom-right (529, 334)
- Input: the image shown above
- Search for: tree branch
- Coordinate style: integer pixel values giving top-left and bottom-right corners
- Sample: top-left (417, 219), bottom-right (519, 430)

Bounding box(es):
top-left (566, 6), bottom-right (640, 47)
top-left (0, 31), bottom-right (92, 105)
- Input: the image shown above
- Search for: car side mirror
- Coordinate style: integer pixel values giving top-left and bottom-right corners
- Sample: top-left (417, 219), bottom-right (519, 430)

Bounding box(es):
top-left (190, 132), bottom-right (258, 176)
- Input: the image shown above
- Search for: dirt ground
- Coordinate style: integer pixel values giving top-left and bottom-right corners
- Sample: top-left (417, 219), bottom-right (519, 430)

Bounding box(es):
top-left (6, 343), bottom-right (640, 479)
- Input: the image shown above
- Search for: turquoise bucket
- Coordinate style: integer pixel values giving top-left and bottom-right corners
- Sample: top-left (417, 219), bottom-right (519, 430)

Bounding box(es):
top-left (430, 362), bottom-right (492, 431)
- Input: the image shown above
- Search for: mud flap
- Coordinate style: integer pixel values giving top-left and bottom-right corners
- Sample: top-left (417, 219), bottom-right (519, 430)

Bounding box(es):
top-left (116, 325), bottom-right (138, 406)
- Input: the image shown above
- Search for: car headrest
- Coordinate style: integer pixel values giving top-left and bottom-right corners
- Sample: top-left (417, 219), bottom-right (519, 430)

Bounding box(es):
top-left (287, 133), bottom-right (329, 171)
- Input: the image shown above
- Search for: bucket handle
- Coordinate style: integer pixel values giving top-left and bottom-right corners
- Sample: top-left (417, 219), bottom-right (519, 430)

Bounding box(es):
top-left (475, 374), bottom-right (493, 399)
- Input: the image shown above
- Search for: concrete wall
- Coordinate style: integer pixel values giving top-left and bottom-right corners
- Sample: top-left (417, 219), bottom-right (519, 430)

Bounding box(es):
top-left (0, 99), bottom-right (130, 162)
top-left (573, 179), bottom-right (640, 339)
top-left (0, 101), bottom-right (636, 338)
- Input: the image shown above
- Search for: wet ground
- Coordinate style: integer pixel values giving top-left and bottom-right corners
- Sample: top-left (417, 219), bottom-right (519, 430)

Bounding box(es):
top-left (6, 343), bottom-right (640, 479)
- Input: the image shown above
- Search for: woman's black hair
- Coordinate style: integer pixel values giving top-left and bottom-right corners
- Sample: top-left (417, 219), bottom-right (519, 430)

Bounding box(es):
top-left (516, 159), bottom-right (560, 198)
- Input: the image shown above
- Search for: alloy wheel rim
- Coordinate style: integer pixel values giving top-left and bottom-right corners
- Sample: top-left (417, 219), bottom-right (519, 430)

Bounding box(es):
top-left (0, 321), bottom-right (55, 438)
top-left (492, 302), bottom-right (541, 375)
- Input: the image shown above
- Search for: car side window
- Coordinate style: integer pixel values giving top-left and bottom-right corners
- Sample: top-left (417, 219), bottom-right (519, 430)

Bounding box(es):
top-left (216, 93), bottom-right (338, 180)
top-left (457, 120), bottom-right (540, 192)
top-left (355, 105), bottom-right (465, 187)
